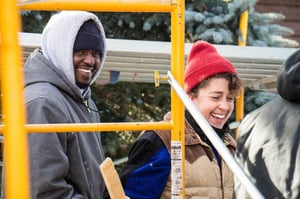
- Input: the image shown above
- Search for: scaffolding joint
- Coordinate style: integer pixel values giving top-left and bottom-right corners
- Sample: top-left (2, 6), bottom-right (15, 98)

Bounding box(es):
top-left (154, 70), bottom-right (169, 87)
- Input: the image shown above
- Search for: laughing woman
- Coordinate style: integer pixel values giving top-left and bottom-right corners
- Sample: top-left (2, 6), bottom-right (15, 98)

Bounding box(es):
top-left (118, 41), bottom-right (242, 199)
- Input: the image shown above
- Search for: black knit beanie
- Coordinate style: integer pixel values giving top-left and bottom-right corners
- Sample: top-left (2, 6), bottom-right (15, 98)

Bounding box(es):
top-left (73, 20), bottom-right (104, 55)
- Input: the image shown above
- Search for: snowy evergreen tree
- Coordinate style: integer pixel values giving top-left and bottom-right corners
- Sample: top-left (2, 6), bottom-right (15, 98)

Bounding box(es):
top-left (21, 0), bottom-right (299, 47)
top-left (184, 0), bottom-right (298, 47)
top-left (18, 1), bottom-right (298, 162)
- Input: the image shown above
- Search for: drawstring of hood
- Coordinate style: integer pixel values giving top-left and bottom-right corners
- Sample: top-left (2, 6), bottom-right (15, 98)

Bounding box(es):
top-left (81, 99), bottom-right (103, 114)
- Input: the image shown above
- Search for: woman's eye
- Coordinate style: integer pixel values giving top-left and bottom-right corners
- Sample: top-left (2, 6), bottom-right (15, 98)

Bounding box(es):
top-left (211, 96), bottom-right (220, 100)
top-left (227, 97), bottom-right (234, 101)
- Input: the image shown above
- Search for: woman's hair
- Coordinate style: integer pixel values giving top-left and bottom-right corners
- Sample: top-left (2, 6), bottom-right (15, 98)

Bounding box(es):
top-left (189, 73), bottom-right (242, 98)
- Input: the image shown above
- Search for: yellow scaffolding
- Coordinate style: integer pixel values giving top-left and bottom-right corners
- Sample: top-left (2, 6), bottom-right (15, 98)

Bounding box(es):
top-left (1, 0), bottom-right (185, 198)
top-left (235, 9), bottom-right (249, 138)
top-left (0, 1), bottom-right (249, 198)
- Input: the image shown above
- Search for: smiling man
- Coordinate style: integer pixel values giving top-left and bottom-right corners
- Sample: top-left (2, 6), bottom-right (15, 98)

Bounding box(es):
top-left (24, 11), bottom-right (107, 199)
top-left (73, 19), bottom-right (104, 89)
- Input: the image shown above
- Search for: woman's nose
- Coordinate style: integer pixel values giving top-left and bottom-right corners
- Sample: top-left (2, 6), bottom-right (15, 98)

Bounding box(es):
top-left (219, 99), bottom-right (230, 110)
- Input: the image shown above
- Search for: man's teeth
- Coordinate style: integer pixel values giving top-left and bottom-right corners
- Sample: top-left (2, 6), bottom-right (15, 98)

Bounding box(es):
top-left (78, 68), bottom-right (92, 73)
top-left (212, 113), bottom-right (225, 119)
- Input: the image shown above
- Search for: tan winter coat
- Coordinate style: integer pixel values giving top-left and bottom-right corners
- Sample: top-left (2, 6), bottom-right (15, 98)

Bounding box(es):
top-left (155, 119), bottom-right (236, 199)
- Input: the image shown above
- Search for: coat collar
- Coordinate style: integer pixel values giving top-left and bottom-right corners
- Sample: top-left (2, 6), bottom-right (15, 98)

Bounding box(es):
top-left (185, 110), bottom-right (236, 148)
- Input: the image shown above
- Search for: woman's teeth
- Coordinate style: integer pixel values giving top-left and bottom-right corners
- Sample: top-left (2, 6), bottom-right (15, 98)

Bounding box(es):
top-left (212, 113), bottom-right (225, 119)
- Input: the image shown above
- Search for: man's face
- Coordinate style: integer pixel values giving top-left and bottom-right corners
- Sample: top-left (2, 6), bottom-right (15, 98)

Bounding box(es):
top-left (73, 49), bottom-right (101, 89)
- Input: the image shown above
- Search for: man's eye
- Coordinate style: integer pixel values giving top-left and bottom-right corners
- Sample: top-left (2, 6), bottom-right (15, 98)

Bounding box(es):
top-left (93, 52), bottom-right (100, 57)
top-left (76, 50), bottom-right (85, 55)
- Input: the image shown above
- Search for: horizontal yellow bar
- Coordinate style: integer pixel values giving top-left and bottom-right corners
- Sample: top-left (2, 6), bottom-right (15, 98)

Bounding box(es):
top-left (0, 122), bottom-right (173, 133)
top-left (18, 0), bottom-right (176, 12)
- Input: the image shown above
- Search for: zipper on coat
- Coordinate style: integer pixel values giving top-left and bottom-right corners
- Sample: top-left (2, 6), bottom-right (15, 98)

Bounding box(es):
top-left (83, 99), bottom-right (91, 112)
top-left (220, 160), bottom-right (225, 199)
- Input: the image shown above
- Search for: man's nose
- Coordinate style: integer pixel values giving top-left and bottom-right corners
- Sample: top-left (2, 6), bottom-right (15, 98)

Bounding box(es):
top-left (84, 52), bottom-right (95, 65)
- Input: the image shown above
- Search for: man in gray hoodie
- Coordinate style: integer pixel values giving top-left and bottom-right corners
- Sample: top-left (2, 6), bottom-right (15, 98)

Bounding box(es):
top-left (233, 49), bottom-right (300, 199)
top-left (24, 11), bottom-right (106, 199)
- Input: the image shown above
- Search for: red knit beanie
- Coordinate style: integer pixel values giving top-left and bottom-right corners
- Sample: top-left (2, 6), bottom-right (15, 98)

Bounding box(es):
top-left (184, 41), bottom-right (237, 92)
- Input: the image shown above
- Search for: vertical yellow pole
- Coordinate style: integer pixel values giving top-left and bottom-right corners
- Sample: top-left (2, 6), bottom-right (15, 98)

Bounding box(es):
top-left (0, 0), bottom-right (30, 198)
top-left (170, 0), bottom-right (185, 197)
top-left (238, 9), bottom-right (248, 46)
top-left (235, 9), bottom-right (248, 138)
top-left (235, 88), bottom-right (244, 139)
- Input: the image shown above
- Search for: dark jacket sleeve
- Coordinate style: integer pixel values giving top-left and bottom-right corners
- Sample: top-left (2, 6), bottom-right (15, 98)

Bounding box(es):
top-left (119, 131), bottom-right (171, 199)
top-left (234, 98), bottom-right (300, 199)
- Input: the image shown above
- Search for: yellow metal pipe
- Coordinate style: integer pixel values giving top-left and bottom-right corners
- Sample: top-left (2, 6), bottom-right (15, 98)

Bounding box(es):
top-left (238, 10), bottom-right (249, 47)
top-left (235, 9), bottom-right (248, 138)
top-left (171, 4), bottom-right (185, 137)
top-left (18, 0), bottom-right (175, 12)
top-left (0, 122), bottom-right (173, 133)
top-left (235, 88), bottom-right (244, 139)
top-left (170, 0), bottom-right (185, 197)
top-left (0, 0), bottom-right (30, 198)
top-left (0, 1), bottom-right (187, 198)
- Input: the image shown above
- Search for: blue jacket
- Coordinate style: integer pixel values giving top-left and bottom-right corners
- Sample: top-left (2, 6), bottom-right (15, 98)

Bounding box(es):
top-left (119, 110), bottom-right (234, 199)
top-left (119, 131), bottom-right (170, 199)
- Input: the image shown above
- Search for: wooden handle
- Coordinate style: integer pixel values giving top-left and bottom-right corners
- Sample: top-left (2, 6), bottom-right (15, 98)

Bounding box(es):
top-left (99, 157), bottom-right (129, 199)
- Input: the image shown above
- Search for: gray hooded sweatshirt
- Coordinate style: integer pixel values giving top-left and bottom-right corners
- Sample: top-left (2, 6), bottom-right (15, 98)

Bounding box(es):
top-left (233, 49), bottom-right (300, 199)
top-left (24, 11), bottom-right (106, 199)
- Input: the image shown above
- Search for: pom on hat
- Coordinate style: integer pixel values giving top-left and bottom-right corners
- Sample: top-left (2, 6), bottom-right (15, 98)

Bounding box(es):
top-left (184, 41), bottom-right (237, 93)
top-left (73, 20), bottom-right (104, 55)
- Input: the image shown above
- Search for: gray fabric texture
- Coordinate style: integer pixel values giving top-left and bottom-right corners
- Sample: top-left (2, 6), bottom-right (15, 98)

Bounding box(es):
top-left (24, 10), bottom-right (106, 199)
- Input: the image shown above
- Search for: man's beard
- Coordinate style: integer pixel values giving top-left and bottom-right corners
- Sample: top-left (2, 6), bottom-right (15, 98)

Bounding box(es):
top-left (76, 81), bottom-right (89, 89)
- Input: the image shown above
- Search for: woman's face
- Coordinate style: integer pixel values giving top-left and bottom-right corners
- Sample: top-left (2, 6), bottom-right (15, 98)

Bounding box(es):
top-left (190, 78), bottom-right (235, 129)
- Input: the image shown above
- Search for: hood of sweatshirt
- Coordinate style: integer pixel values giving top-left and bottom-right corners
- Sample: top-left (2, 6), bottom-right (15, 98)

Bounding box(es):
top-left (41, 11), bottom-right (106, 88)
top-left (24, 49), bottom-right (88, 101)
top-left (277, 49), bottom-right (300, 102)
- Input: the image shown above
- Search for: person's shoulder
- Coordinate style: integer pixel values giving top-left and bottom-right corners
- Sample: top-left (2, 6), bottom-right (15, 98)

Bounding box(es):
top-left (25, 82), bottom-right (65, 101)
top-left (24, 83), bottom-right (77, 117)
top-left (139, 130), bottom-right (162, 143)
